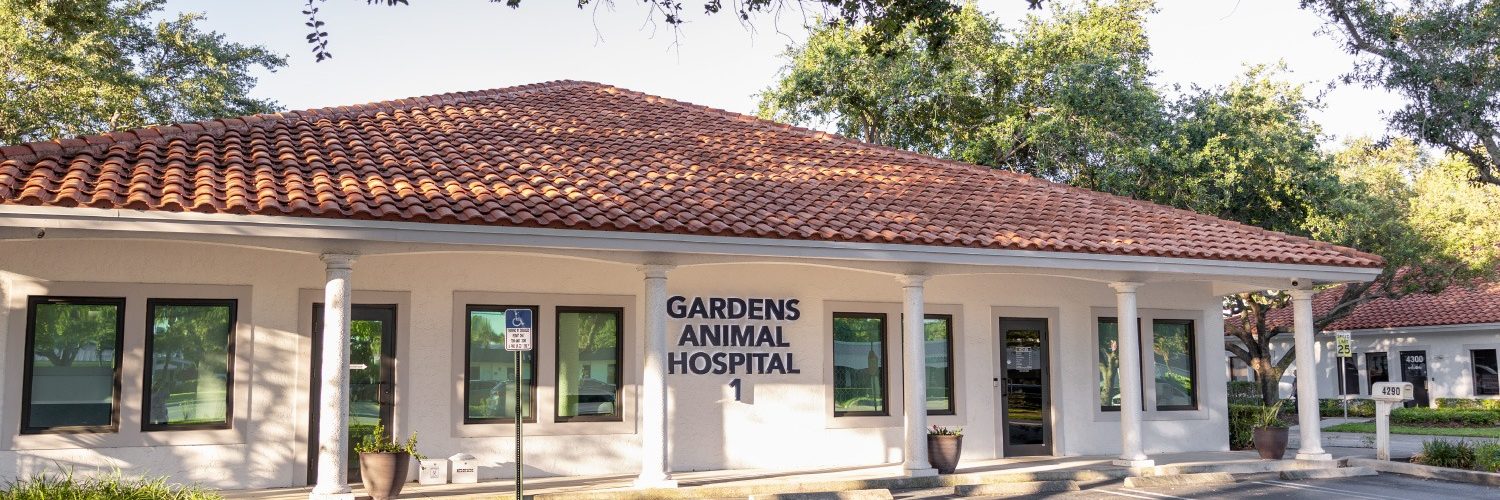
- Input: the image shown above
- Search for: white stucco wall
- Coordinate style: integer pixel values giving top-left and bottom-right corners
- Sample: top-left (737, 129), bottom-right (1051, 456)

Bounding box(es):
top-left (1306, 327), bottom-right (1500, 404)
top-left (0, 239), bottom-right (1230, 489)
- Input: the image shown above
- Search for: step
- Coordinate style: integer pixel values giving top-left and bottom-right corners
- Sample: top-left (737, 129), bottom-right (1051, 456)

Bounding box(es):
top-left (1279, 466), bottom-right (1377, 480)
top-left (1123, 472), bottom-right (1236, 488)
top-left (952, 480), bottom-right (1080, 497)
top-left (1158, 459), bottom-right (1341, 475)
top-left (748, 489), bottom-right (893, 500)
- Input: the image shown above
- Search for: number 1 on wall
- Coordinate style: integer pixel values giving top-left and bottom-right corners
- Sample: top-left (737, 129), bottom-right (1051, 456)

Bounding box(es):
top-left (729, 378), bottom-right (742, 402)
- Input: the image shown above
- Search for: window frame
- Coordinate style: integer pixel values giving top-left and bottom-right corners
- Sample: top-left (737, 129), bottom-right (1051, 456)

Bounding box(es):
top-left (923, 314), bottom-right (956, 416)
top-left (1096, 317), bottom-right (1142, 412)
top-left (463, 305), bottom-right (540, 424)
top-left (1472, 348), bottom-right (1499, 397)
top-left (140, 298), bottom-right (238, 432)
top-left (832, 311), bottom-right (890, 418)
top-left (1150, 319), bottom-right (1199, 411)
top-left (553, 306), bottom-right (625, 423)
top-left (20, 296), bottom-right (128, 435)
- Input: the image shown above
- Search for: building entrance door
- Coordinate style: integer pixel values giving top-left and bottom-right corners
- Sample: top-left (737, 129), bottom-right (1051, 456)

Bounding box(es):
top-left (1399, 350), bottom-right (1429, 408)
top-left (996, 317), bottom-right (1051, 456)
top-left (308, 304), bottom-right (397, 484)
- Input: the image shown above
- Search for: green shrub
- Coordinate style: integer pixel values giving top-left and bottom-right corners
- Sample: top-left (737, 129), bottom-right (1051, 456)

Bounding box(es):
top-left (1391, 407), bottom-right (1500, 426)
top-left (0, 472), bottom-right (221, 500)
top-left (1475, 443), bottom-right (1500, 473)
top-left (1227, 381), bottom-right (1263, 405)
top-left (1228, 404), bottom-right (1262, 450)
top-left (1436, 398), bottom-right (1500, 411)
top-left (1413, 439), bottom-right (1476, 469)
top-left (1319, 398), bottom-right (1376, 418)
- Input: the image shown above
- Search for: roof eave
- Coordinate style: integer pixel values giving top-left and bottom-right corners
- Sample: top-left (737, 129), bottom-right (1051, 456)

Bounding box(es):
top-left (0, 205), bottom-right (1384, 283)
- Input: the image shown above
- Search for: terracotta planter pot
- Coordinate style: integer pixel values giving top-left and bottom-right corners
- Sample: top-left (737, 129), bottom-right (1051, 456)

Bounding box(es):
top-left (927, 435), bottom-right (963, 474)
top-left (1252, 427), bottom-right (1289, 460)
top-left (358, 452), bottom-right (410, 500)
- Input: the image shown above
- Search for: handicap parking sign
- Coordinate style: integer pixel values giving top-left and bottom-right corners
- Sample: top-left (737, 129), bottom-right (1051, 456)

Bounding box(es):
top-left (504, 308), bottom-right (534, 351)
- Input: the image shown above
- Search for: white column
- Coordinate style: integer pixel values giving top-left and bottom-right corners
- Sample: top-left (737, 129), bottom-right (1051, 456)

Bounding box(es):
top-left (1290, 287), bottom-right (1332, 461)
top-left (899, 274), bottom-right (937, 477)
top-left (311, 254), bottom-right (356, 500)
top-left (635, 265), bottom-right (677, 488)
top-left (1110, 282), bottom-right (1153, 467)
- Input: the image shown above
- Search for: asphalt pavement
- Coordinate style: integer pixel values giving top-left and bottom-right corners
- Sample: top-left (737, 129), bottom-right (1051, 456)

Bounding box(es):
top-left (892, 471), bottom-right (1496, 499)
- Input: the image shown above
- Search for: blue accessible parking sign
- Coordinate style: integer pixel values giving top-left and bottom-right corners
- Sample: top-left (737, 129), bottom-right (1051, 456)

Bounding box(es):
top-left (504, 308), bottom-right (534, 351)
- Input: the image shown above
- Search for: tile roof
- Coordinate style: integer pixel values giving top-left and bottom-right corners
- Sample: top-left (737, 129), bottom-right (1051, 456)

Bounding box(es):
top-left (0, 80), bottom-right (1383, 268)
top-left (1248, 280), bottom-right (1500, 332)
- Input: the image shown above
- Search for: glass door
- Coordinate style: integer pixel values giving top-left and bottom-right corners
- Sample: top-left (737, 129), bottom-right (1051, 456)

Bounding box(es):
top-left (309, 304), bottom-right (397, 484)
top-left (1399, 350), bottom-right (1429, 408)
top-left (997, 318), bottom-right (1050, 456)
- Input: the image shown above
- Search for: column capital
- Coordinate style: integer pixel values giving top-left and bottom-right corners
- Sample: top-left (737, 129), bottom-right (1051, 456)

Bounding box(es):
top-left (1108, 281), bottom-right (1143, 293)
top-left (1287, 288), bottom-right (1317, 301)
top-left (897, 274), bottom-right (929, 288)
top-left (639, 264), bottom-right (675, 279)
top-left (320, 253), bottom-right (357, 269)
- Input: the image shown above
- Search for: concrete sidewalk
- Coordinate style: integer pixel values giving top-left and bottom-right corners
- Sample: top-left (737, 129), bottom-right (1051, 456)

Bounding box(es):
top-left (222, 450), bottom-right (1326, 500)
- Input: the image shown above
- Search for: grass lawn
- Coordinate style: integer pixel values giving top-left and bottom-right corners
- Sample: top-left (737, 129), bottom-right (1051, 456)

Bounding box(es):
top-left (1324, 422), bottom-right (1500, 439)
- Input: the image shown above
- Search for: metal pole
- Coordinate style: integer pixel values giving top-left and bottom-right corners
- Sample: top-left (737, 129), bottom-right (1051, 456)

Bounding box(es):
top-left (515, 350), bottom-right (523, 500)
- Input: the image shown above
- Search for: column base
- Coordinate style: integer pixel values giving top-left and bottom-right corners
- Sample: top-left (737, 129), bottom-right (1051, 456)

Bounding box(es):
top-left (902, 467), bottom-right (939, 478)
top-left (632, 477), bottom-right (679, 489)
top-left (1112, 458), bottom-right (1155, 468)
top-left (308, 491), bottom-right (355, 500)
top-left (1295, 452), bottom-right (1333, 461)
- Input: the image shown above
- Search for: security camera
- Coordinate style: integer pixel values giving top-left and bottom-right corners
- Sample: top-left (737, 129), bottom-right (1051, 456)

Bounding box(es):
top-left (1290, 278), bottom-right (1302, 288)
top-left (33, 227), bottom-right (45, 239)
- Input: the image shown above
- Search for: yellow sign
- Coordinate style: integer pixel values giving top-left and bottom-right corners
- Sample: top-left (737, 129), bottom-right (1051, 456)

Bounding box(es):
top-left (1335, 332), bottom-right (1352, 358)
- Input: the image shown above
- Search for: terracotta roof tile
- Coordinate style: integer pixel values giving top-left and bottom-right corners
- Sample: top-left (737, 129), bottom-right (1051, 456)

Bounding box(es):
top-left (1242, 280), bottom-right (1500, 332)
top-left (0, 80), bottom-right (1383, 267)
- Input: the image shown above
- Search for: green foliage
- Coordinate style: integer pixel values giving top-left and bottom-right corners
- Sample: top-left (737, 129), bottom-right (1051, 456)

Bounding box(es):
top-left (1227, 381), bottom-right (1263, 406)
top-left (1323, 422), bottom-right (1500, 439)
top-left (1414, 439), bottom-right (1476, 469)
top-left (1391, 408), bottom-right (1500, 426)
top-left (1437, 398), bottom-right (1500, 411)
top-left (0, 0), bottom-right (285, 145)
top-left (0, 471), bottom-right (221, 500)
top-left (354, 424), bottom-right (423, 460)
top-left (1303, 0), bottom-right (1500, 187)
top-left (1475, 443), bottom-right (1500, 473)
top-left (927, 425), bottom-right (962, 436)
top-left (1228, 404), bottom-right (1262, 450)
top-left (1254, 400), bottom-right (1288, 429)
top-left (759, 1), bottom-right (1166, 186)
top-left (1319, 398), bottom-right (1375, 418)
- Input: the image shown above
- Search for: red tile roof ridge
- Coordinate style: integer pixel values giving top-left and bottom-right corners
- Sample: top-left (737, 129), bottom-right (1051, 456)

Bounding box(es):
top-left (587, 83), bottom-right (1387, 268)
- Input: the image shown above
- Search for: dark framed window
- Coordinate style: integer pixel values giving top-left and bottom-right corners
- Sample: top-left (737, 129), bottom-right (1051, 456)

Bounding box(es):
top-left (923, 314), bottom-right (955, 416)
top-left (1473, 349), bottom-right (1499, 396)
top-left (21, 296), bottom-right (126, 434)
top-left (465, 305), bottom-right (539, 424)
top-left (1338, 356), bottom-right (1361, 396)
top-left (1366, 352), bottom-right (1389, 394)
top-left (143, 299), bottom-right (237, 431)
top-left (555, 307), bottom-right (623, 422)
top-left (1098, 317), bottom-right (1123, 411)
top-left (1151, 319), bottom-right (1198, 411)
top-left (833, 312), bottom-right (888, 417)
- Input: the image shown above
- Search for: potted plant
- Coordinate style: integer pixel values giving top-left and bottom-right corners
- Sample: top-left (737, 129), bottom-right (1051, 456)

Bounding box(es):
top-left (355, 424), bottom-right (424, 500)
top-left (1251, 400), bottom-right (1289, 460)
top-left (927, 425), bottom-right (963, 474)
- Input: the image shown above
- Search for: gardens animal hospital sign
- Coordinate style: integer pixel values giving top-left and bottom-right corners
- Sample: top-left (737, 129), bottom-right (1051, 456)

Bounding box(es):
top-left (666, 296), bottom-right (802, 375)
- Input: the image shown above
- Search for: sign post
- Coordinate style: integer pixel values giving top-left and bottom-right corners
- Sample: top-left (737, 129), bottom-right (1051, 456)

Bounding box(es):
top-left (503, 309), bottom-right (533, 500)
top-left (1371, 381), bottom-right (1414, 460)
top-left (1335, 332), bottom-right (1353, 418)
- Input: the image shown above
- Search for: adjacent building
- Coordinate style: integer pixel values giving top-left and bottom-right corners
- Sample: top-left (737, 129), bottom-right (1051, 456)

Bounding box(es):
top-left (1230, 279), bottom-right (1500, 407)
top-left (0, 81), bottom-right (1381, 498)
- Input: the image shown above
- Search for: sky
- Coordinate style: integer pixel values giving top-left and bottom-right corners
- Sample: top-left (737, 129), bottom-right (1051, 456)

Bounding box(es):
top-left (169, 0), bottom-right (1400, 143)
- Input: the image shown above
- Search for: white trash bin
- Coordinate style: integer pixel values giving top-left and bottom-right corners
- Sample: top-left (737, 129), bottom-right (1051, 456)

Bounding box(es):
top-left (449, 453), bottom-right (479, 484)
top-left (418, 457), bottom-right (449, 485)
